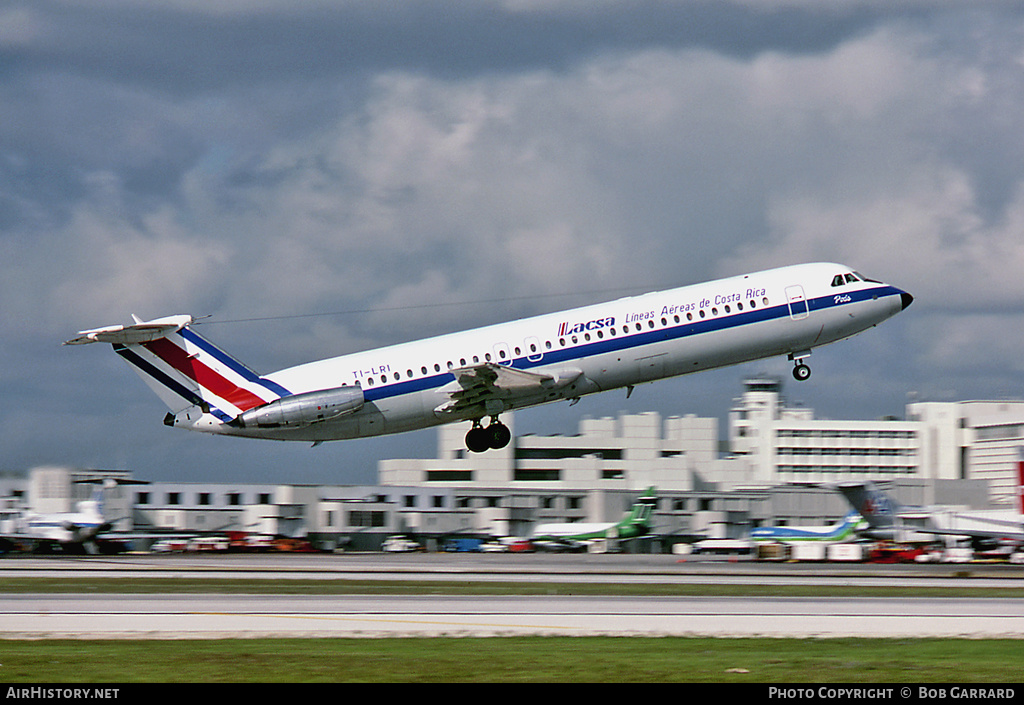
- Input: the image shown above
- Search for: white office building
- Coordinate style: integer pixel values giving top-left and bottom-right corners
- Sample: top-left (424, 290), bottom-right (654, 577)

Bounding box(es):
top-left (378, 410), bottom-right (744, 492)
top-left (907, 400), bottom-right (1024, 510)
top-left (726, 378), bottom-right (1024, 509)
top-left (729, 378), bottom-right (923, 486)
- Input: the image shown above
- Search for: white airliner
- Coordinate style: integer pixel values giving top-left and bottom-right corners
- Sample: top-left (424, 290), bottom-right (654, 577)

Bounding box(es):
top-left (66, 262), bottom-right (912, 453)
top-left (531, 487), bottom-right (657, 550)
top-left (3, 480), bottom-right (119, 554)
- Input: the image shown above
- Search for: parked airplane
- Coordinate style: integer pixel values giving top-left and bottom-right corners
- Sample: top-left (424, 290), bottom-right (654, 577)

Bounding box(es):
top-left (1, 480), bottom-right (128, 554)
top-left (837, 481), bottom-right (1024, 549)
top-left (66, 262), bottom-right (912, 452)
top-left (530, 487), bottom-right (657, 550)
top-left (749, 511), bottom-right (866, 544)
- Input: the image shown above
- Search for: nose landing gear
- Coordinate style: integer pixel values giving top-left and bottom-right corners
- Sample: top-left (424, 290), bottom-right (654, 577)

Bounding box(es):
top-left (788, 350), bottom-right (812, 381)
top-left (466, 417), bottom-right (511, 453)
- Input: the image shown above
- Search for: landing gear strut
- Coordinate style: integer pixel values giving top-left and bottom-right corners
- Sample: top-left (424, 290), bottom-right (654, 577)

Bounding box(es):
top-left (789, 351), bottom-right (812, 381)
top-left (466, 417), bottom-right (511, 453)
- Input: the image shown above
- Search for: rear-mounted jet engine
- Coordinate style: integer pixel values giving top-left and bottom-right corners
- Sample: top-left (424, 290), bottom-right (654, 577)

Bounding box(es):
top-left (233, 386), bottom-right (364, 429)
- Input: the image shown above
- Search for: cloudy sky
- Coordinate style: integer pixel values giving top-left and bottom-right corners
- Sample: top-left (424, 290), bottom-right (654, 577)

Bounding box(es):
top-left (3, 0), bottom-right (1024, 484)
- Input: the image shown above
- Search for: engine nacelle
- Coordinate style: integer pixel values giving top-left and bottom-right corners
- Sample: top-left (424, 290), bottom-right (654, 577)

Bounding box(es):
top-left (235, 385), bottom-right (364, 429)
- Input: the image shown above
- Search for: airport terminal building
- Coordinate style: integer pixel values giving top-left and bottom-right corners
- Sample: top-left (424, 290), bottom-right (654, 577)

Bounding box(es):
top-left (382, 377), bottom-right (1024, 508)
top-left (3, 378), bottom-right (1021, 550)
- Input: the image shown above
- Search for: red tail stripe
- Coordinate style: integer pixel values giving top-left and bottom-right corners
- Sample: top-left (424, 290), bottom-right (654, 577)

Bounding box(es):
top-left (1018, 456), bottom-right (1024, 516)
top-left (143, 338), bottom-right (268, 412)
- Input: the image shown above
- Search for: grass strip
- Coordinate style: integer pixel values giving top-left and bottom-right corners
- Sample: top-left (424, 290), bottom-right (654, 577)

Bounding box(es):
top-left (1, 576), bottom-right (1023, 598)
top-left (1, 636), bottom-right (1022, 682)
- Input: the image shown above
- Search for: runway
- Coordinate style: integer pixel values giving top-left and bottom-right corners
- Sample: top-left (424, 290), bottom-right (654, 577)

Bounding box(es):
top-left (6, 552), bottom-right (1024, 586)
top-left (3, 554), bottom-right (1024, 639)
top-left (3, 593), bottom-right (1024, 639)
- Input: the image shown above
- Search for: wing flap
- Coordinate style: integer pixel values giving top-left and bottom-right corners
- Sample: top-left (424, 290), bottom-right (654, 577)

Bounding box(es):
top-left (434, 363), bottom-right (582, 417)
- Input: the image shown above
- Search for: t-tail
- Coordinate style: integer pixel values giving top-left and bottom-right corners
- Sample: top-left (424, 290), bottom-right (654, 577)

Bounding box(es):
top-left (836, 481), bottom-right (900, 539)
top-left (64, 315), bottom-right (293, 431)
top-left (1017, 447), bottom-right (1024, 516)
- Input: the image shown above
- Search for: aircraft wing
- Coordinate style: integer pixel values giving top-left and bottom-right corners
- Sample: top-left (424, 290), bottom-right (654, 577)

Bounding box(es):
top-left (530, 538), bottom-right (590, 552)
top-left (909, 525), bottom-right (1024, 542)
top-left (434, 363), bottom-right (581, 418)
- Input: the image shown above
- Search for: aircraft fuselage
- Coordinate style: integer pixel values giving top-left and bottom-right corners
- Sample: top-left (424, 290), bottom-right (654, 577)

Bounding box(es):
top-left (73, 262), bottom-right (912, 449)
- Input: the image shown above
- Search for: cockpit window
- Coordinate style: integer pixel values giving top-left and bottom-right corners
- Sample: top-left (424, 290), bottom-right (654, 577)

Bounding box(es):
top-left (853, 271), bottom-right (881, 283)
top-left (833, 272), bottom-right (871, 287)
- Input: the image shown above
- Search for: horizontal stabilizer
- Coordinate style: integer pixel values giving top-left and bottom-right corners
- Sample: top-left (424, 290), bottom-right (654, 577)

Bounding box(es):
top-left (64, 315), bottom-right (193, 346)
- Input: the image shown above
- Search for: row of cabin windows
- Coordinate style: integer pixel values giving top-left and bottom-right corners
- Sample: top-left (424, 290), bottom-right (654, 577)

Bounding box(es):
top-left (359, 296), bottom-right (771, 387)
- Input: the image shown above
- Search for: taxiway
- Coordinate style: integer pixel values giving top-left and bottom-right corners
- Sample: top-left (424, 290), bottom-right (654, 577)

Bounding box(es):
top-left (2, 553), bottom-right (1023, 639)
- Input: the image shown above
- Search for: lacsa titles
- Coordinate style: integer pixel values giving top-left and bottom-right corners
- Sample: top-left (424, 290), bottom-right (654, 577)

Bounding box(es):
top-left (557, 316), bottom-right (615, 337)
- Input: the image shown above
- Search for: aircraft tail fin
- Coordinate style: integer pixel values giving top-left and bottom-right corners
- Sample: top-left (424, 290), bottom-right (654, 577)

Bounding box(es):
top-left (66, 315), bottom-right (291, 423)
top-left (837, 481), bottom-right (898, 530)
top-left (623, 487), bottom-right (657, 529)
top-left (1017, 447), bottom-right (1024, 516)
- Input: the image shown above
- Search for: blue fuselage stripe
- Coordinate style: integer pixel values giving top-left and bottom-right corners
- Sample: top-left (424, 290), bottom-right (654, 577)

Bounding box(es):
top-left (179, 327), bottom-right (292, 398)
top-left (358, 286), bottom-right (902, 404)
top-left (113, 344), bottom-right (235, 422)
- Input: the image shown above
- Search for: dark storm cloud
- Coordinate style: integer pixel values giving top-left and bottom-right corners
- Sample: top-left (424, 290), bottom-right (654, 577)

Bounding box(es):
top-left (4, 1), bottom-right (897, 92)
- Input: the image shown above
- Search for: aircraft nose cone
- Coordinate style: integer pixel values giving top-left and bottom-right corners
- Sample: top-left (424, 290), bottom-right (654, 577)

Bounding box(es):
top-left (900, 292), bottom-right (914, 310)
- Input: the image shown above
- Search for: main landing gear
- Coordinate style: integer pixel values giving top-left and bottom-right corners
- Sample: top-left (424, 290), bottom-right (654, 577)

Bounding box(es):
top-left (466, 417), bottom-right (511, 453)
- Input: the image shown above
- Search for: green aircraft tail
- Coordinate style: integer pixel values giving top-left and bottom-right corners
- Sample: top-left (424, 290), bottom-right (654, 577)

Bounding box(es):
top-left (616, 487), bottom-right (657, 538)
